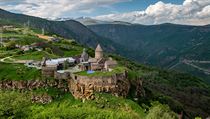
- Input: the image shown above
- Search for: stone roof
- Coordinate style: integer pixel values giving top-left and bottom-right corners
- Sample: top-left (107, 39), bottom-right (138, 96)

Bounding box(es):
top-left (105, 60), bottom-right (117, 65)
top-left (97, 58), bottom-right (106, 64)
top-left (88, 58), bottom-right (98, 63)
top-left (95, 44), bottom-right (103, 52)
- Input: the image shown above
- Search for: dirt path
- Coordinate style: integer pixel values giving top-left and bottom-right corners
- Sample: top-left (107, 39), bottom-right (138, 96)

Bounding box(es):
top-left (0, 56), bottom-right (13, 63)
top-left (0, 56), bottom-right (33, 64)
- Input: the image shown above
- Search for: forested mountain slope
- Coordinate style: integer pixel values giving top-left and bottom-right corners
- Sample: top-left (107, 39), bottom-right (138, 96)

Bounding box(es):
top-left (87, 23), bottom-right (210, 82)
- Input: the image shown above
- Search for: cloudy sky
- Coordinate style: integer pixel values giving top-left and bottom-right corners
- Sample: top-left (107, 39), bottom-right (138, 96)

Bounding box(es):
top-left (0, 0), bottom-right (210, 25)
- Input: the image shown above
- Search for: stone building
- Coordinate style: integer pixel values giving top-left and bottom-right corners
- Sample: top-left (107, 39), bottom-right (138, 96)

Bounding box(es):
top-left (41, 57), bottom-right (75, 78)
top-left (104, 58), bottom-right (118, 71)
top-left (42, 66), bottom-right (57, 78)
top-left (78, 62), bottom-right (91, 71)
top-left (80, 48), bottom-right (89, 62)
top-left (68, 44), bottom-right (129, 100)
top-left (41, 57), bottom-right (57, 77)
top-left (79, 44), bottom-right (117, 71)
top-left (88, 44), bottom-right (105, 71)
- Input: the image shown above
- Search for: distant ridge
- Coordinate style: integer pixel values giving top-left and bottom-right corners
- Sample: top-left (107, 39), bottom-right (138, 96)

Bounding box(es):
top-left (87, 20), bottom-right (210, 81)
top-left (0, 8), bottom-right (127, 54)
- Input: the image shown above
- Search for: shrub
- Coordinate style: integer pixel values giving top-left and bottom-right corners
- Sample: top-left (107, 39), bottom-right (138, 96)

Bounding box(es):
top-left (146, 102), bottom-right (178, 119)
top-left (0, 91), bottom-right (31, 119)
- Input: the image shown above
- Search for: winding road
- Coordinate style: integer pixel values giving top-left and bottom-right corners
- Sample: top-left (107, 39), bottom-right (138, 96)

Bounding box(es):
top-left (182, 59), bottom-right (210, 75)
top-left (0, 56), bottom-right (33, 64)
top-left (168, 59), bottom-right (210, 75)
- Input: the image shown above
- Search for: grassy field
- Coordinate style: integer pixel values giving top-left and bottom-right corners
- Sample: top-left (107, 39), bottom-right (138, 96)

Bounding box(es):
top-left (0, 50), bottom-right (18, 58)
top-left (76, 66), bottom-right (126, 77)
top-left (0, 89), bottom-right (149, 119)
top-left (1, 28), bottom-right (85, 59)
top-left (0, 89), bottom-right (180, 119)
top-left (2, 33), bottom-right (24, 38)
top-left (29, 93), bottom-right (146, 119)
top-left (14, 51), bottom-right (59, 61)
top-left (0, 62), bottom-right (41, 80)
top-left (53, 40), bottom-right (84, 57)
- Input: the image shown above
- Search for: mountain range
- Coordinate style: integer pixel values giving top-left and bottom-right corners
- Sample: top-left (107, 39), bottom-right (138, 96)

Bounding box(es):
top-left (0, 9), bottom-right (126, 54)
top-left (83, 19), bottom-right (210, 83)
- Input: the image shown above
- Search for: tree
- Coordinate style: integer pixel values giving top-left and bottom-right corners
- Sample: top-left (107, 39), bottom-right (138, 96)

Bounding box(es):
top-left (45, 47), bottom-right (52, 54)
top-left (146, 102), bottom-right (178, 119)
top-left (0, 91), bottom-right (31, 119)
top-left (6, 40), bottom-right (16, 50)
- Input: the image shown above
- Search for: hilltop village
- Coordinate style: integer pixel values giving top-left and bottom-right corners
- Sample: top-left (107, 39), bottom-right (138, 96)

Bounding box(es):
top-left (0, 25), bottom-right (135, 100)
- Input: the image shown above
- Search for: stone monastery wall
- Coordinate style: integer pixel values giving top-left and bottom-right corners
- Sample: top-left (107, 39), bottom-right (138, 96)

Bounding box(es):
top-left (68, 71), bottom-right (130, 100)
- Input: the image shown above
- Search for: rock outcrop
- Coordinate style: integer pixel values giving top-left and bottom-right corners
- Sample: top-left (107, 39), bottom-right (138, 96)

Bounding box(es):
top-left (31, 94), bottom-right (52, 104)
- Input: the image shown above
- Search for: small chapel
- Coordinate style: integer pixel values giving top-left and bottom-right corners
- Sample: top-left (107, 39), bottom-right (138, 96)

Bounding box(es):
top-left (78, 44), bottom-right (117, 71)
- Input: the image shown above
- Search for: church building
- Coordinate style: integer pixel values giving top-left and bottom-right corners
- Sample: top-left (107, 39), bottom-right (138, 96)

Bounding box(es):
top-left (79, 44), bottom-right (117, 71)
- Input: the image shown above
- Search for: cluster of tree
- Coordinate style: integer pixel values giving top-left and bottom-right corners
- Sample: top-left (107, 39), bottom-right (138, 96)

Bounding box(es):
top-left (0, 91), bottom-right (31, 119)
top-left (110, 54), bottom-right (210, 118)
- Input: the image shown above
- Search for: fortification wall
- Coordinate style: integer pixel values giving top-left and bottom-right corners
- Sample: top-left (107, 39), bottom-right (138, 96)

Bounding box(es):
top-left (54, 72), bottom-right (70, 80)
top-left (68, 71), bottom-right (130, 100)
top-left (42, 67), bottom-right (57, 77)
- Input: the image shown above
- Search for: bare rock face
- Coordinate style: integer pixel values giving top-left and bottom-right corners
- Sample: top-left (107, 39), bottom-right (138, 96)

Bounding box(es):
top-left (31, 94), bottom-right (52, 104)
top-left (133, 78), bottom-right (145, 98)
top-left (111, 73), bottom-right (130, 97)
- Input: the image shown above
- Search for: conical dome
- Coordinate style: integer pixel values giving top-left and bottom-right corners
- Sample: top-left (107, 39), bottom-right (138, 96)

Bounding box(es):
top-left (95, 44), bottom-right (103, 52)
top-left (95, 44), bottom-right (103, 59)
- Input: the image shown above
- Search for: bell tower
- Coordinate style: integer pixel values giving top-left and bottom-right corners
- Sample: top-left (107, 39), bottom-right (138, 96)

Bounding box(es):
top-left (95, 44), bottom-right (103, 59)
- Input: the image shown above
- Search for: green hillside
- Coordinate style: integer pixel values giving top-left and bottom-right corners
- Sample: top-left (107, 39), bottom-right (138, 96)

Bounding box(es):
top-left (0, 25), bottom-right (180, 119)
top-left (112, 54), bottom-right (210, 118)
top-left (0, 90), bottom-right (180, 119)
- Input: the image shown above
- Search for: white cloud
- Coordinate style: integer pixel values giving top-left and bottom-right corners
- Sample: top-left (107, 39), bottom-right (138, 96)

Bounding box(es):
top-left (1, 0), bottom-right (210, 25)
top-left (0, 0), bottom-right (131, 18)
top-left (95, 0), bottom-right (210, 25)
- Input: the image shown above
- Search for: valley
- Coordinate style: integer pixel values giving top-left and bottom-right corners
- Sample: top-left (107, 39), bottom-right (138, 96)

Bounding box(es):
top-left (86, 23), bottom-right (210, 82)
